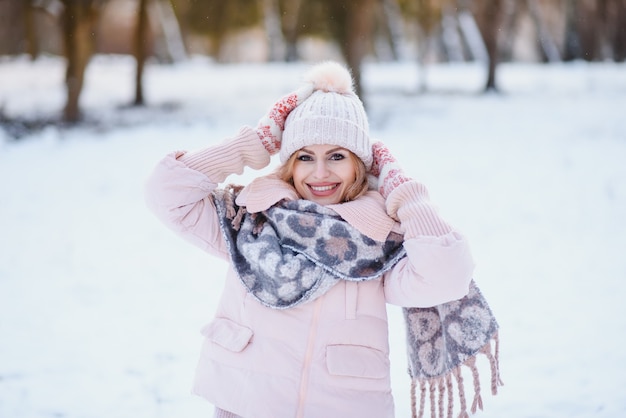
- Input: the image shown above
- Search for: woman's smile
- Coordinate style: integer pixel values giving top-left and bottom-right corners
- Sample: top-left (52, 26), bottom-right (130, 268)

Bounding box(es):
top-left (308, 182), bottom-right (340, 194)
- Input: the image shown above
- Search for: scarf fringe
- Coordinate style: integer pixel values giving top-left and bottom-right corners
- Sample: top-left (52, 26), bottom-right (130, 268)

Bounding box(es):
top-left (216, 184), bottom-right (267, 234)
top-left (411, 333), bottom-right (502, 418)
top-left (216, 184), bottom-right (245, 229)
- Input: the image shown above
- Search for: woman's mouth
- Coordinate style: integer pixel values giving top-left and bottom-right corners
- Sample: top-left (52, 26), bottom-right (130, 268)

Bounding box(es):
top-left (308, 183), bottom-right (340, 196)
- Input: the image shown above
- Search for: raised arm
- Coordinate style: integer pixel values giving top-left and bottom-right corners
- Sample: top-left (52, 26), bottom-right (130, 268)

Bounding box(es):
top-left (371, 142), bottom-right (474, 307)
top-left (144, 127), bottom-right (271, 258)
top-left (144, 84), bottom-right (314, 258)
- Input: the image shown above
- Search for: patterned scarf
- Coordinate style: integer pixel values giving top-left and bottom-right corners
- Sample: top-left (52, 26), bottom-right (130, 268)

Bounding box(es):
top-left (212, 186), bottom-right (502, 418)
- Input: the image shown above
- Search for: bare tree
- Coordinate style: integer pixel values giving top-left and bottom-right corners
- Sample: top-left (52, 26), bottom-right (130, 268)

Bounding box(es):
top-left (295, 0), bottom-right (377, 99)
top-left (563, 0), bottom-right (626, 62)
top-left (23, 1), bottom-right (40, 59)
top-left (280, 0), bottom-right (303, 61)
top-left (342, 0), bottom-right (377, 98)
top-left (412, 0), bottom-right (444, 68)
top-left (380, 0), bottom-right (410, 61)
top-left (60, 0), bottom-right (102, 122)
top-left (175, 0), bottom-right (260, 61)
top-left (577, 0), bottom-right (605, 60)
top-left (456, 4), bottom-right (488, 62)
top-left (605, 0), bottom-right (626, 61)
top-left (526, 0), bottom-right (561, 62)
top-left (263, 0), bottom-right (285, 61)
top-left (396, 0), bottom-right (466, 91)
top-left (464, 0), bottom-right (504, 91)
top-left (563, 0), bottom-right (582, 60)
top-left (614, 0), bottom-right (626, 61)
top-left (134, 0), bottom-right (150, 106)
top-left (0, 0), bottom-right (27, 55)
top-left (153, 0), bottom-right (187, 62)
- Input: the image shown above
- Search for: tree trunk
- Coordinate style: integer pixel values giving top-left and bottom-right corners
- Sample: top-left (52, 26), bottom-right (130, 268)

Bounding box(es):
top-left (0, 0), bottom-right (24, 55)
top-left (457, 7), bottom-right (488, 62)
top-left (381, 0), bottom-right (408, 61)
top-left (24, 0), bottom-right (39, 60)
top-left (563, 0), bottom-right (581, 60)
top-left (613, 0), bottom-right (626, 61)
top-left (152, 0), bottom-right (187, 62)
top-left (498, 0), bottom-right (519, 61)
top-left (595, 0), bottom-right (611, 60)
top-left (263, 0), bottom-right (284, 61)
top-left (601, 0), bottom-right (626, 61)
top-left (134, 0), bottom-right (150, 106)
top-left (343, 0), bottom-right (376, 100)
top-left (470, 0), bottom-right (504, 91)
top-left (61, 0), bottom-right (97, 123)
top-left (576, 0), bottom-right (601, 61)
top-left (527, 0), bottom-right (561, 62)
top-left (281, 0), bottom-right (303, 61)
top-left (441, 5), bottom-right (465, 62)
top-left (413, 23), bottom-right (430, 92)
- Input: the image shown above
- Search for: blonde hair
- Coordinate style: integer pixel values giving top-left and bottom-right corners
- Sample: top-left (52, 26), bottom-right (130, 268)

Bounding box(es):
top-left (277, 150), bottom-right (369, 203)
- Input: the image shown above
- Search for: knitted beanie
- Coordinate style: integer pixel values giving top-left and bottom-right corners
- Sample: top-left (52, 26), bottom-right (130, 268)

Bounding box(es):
top-left (280, 61), bottom-right (372, 169)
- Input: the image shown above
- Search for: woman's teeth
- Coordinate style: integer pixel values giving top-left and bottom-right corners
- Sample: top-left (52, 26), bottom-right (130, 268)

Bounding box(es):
top-left (310, 184), bottom-right (336, 192)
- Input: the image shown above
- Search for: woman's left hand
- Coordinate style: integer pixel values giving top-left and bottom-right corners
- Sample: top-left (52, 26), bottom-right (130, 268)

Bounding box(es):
top-left (370, 141), bottom-right (412, 199)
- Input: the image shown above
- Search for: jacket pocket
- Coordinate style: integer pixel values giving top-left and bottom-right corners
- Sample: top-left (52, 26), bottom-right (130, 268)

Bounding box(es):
top-left (201, 317), bottom-right (253, 352)
top-left (326, 344), bottom-right (388, 379)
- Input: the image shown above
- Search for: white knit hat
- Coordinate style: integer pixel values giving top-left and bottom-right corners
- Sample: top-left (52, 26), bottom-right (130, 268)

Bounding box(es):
top-left (280, 61), bottom-right (372, 169)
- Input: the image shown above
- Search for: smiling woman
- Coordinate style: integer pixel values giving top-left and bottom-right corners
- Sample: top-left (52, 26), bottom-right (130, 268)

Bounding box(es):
top-left (144, 61), bottom-right (492, 418)
top-left (272, 61), bottom-right (372, 205)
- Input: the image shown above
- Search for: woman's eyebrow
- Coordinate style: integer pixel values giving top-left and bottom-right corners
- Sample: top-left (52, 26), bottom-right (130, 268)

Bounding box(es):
top-left (325, 147), bottom-right (346, 155)
top-left (299, 147), bottom-right (346, 155)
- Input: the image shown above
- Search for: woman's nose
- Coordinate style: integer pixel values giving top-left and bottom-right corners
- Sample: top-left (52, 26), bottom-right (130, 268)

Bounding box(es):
top-left (314, 160), bottom-right (330, 178)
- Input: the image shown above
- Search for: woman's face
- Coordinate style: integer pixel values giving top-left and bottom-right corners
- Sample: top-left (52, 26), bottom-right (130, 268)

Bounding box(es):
top-left (291, 144), bottom-right (358, 205)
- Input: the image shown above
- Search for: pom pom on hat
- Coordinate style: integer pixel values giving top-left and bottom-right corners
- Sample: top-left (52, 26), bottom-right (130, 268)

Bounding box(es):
top-left (304, 61), bottom-right (354, 94)
top-left (280, 61), bottom-right (372, 169)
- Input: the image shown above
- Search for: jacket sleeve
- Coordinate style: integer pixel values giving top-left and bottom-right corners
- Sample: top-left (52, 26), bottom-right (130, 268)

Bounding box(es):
top-left (144, 127), bottom-right (271, 260)
top-left (382, 181), bottom-right (474, 307)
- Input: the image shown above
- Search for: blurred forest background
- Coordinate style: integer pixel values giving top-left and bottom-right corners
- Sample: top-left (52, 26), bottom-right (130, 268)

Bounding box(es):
top-left (0, 0), bottom-right (625, 125)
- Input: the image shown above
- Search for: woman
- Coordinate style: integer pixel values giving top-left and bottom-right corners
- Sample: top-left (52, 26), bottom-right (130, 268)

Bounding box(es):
top-left (145, 62), bottom-right (493, 418)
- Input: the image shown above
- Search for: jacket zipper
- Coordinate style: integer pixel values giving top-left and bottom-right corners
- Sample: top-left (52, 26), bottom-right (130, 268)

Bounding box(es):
top-left (295, 297), bottom-right (323, 418)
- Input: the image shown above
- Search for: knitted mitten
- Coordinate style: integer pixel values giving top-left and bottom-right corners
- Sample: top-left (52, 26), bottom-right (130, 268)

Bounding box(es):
top-left (256, 83), bottom-right (315, 155)
top-left (371, 141), bottom-right (452, 236)
top-left (370, 141), bottom-right (412, 199)
top-left (177, 84), bottom-right (314, 182)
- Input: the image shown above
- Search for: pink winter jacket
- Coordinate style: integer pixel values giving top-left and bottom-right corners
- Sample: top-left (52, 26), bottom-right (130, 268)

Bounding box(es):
top-left (144, 127), bottom-right (474, 418)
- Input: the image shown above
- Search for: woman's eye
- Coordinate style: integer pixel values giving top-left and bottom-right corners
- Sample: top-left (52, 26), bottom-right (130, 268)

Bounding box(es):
top-left (297, 154), bottom-right (313, 162)
top-left (329, 153), bottom-right (346, 161)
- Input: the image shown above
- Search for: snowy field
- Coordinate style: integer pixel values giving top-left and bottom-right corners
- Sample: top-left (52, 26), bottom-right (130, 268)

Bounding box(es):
top-left (1, 55), bottom-right (625, 418)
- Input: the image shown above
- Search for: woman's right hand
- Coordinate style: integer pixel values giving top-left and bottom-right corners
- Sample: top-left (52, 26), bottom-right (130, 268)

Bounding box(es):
top-left (256, 84), bottom-right (314, 155)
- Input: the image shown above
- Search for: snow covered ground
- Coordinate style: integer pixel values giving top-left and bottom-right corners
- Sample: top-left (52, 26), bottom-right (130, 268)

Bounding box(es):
top-left (1, 55), bottom-right (625, 418)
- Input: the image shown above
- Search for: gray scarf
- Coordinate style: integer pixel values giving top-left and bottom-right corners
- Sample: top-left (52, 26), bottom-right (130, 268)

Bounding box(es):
top-left (212, 186), bottom-right (502, 418)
